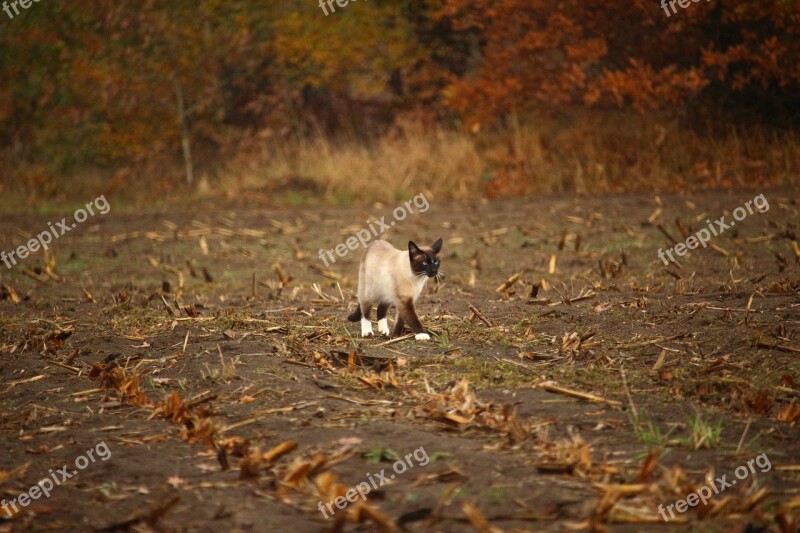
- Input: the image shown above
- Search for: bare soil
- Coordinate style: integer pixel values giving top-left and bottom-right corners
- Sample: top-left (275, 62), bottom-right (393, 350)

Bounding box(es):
top-left (1, 191), bottom-right (798, 532)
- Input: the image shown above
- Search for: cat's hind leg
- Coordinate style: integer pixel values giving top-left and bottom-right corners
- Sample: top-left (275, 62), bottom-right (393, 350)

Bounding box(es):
top-left (376, 303), bottom-right (391, 336)
top-left (360, 302), bottom-right (374, 337)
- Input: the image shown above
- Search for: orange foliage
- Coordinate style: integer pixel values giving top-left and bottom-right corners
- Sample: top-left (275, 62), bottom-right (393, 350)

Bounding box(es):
top-left (438, 0), bottom-right (800, 120)
top-left (1, 0), bottom-right (798, 186)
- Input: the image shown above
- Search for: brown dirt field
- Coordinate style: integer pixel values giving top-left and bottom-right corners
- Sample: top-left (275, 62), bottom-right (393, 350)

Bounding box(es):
top-left (1, 191), bottom-right (799, 532)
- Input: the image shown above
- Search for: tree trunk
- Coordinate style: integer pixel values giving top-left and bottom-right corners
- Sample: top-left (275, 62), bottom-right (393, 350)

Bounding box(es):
top-left (174, 79), bottom-right (194, 185)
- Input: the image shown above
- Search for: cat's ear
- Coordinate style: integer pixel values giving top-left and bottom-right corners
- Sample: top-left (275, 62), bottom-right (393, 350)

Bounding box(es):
top-left (431, 238), bottom-right (443, 254)
top-left (408, 241), bottom-right (423, 258)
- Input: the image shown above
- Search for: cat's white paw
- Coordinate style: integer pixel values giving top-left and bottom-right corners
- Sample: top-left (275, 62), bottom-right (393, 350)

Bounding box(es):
top-left (360, 318), bottom-right (374, 338)
top-left (415, 333), bottom-right (431, 341)
top-left (377, 318), bottom-right (390, 336)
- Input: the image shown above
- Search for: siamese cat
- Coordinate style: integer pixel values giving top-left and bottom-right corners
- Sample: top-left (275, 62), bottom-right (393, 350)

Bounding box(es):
top-left (347, 238), bottom-right (442, 340)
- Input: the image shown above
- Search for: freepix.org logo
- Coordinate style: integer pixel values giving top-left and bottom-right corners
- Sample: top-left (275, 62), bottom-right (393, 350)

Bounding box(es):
top-left (1, 195), bottom-right (111, 269)
top-left (657, 452), bottom-right (772, 522)
top-left (657, 193), bottom-right (769, 266)
top-left (317, 446), bottom-right (430, 519)
top-left (318, 193), bottom-right (430, 268)
top-left (1, 441), bottom-right (111, 518)
top-left (3, 0), bottom-right (44, 20)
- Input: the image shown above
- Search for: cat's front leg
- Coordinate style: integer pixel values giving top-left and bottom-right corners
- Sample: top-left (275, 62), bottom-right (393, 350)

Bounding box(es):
top-left (398, 299), bottom-right (430, 341)
top-left (391, 314), bottom-right (405, 337)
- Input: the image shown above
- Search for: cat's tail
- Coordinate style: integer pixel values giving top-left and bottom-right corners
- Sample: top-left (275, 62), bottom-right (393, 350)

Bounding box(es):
top-left (347, 307), bottom-right (362, 322)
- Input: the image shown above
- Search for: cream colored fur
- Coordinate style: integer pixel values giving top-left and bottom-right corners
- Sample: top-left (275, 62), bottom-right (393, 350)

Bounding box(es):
top-left (357, 240), bottom-right (429, 339)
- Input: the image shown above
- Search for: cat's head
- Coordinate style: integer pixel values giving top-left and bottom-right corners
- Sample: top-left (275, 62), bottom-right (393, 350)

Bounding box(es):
top-left (408, 238), bottom-right (442, 278)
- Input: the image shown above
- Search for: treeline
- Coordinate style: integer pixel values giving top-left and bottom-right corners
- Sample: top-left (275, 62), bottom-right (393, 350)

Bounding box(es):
top-left (1, 0), bottom-right (798, 200)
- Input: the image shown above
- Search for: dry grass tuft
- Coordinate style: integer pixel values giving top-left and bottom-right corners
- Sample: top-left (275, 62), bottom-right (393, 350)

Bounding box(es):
top-left (216, 111), bottom-right (799, 204)
top-left (223, 122), bottom-right (484, 203)
top-left (3, 111), bottom-right (798, 210)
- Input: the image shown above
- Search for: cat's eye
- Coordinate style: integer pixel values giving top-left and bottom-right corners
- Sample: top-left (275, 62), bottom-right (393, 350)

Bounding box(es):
top-left (422, 261), bottom-right (428, 266)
